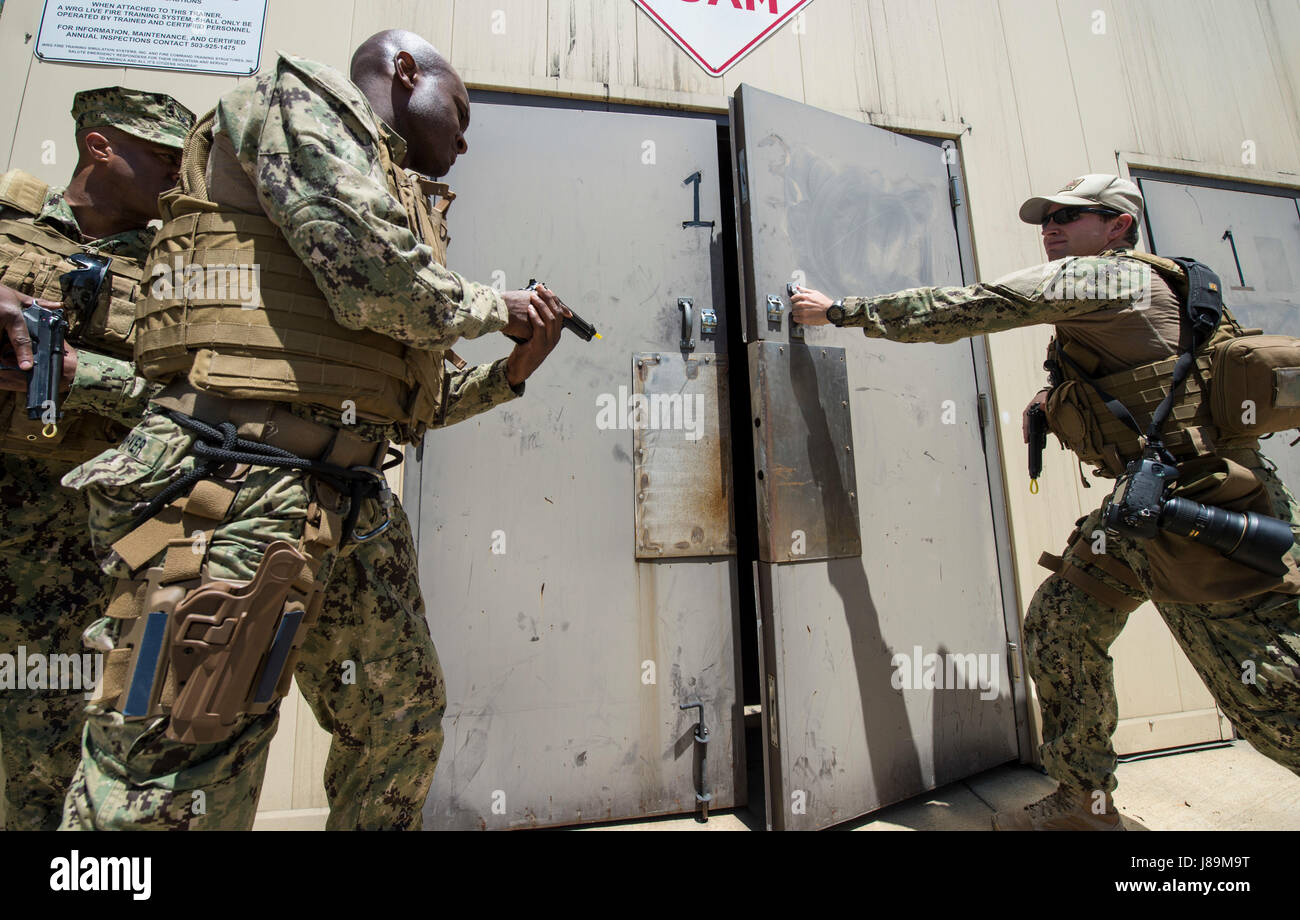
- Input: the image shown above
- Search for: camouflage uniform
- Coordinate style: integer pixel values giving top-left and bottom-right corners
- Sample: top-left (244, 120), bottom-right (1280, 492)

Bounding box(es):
top-left (839, 253), bottom-right (1300, 794)
top-left (60, 55), bottom-right (519, 830)
top-left (0, 89), bottom-right (191, 831)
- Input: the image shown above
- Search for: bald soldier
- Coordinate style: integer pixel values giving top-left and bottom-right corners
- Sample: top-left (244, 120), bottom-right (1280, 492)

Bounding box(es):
top-left (793, 175), bottom-right (1300, 831)
top-left (0, 88), bottom-right (194, 830)
top-left (59, 31), bottom-right (568, 830)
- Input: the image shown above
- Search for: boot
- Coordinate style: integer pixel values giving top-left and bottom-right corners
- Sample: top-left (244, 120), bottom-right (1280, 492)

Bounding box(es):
top-left (992, 786), bottom-right (1125, 831)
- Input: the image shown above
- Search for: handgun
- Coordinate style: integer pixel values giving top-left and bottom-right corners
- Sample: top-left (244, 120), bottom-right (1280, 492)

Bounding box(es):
top-left (1027, 404), bottom-right (1048, 494)
top-left (0, 301), bottom-right (68, 437)
top-left (506, 280), bottom-right (600, 343)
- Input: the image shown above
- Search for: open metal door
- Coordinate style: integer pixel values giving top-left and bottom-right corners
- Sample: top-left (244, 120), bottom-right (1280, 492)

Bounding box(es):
top-left (406, 99), bottom-right (744, 829)
top-left (732, 85), bottom-right (1020, 830)
top-left (1139, 176), bottom-right (1300, 489)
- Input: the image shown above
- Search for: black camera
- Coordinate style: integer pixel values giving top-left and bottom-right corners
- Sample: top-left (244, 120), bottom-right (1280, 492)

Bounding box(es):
top-left (1102, 456), bottom-right (1296, 576)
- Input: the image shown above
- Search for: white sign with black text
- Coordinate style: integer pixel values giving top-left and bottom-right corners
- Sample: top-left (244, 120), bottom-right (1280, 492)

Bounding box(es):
top-left (35, 0), bottom-right (267, 75)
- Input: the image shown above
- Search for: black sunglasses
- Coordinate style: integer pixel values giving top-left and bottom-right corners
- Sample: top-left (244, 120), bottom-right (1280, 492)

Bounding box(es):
top-left (1041, 206), bottom-right (1124, 227)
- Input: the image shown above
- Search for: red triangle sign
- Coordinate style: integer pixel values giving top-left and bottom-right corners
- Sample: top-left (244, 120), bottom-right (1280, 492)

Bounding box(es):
top-left (634, 0), bottom-right (817, 76)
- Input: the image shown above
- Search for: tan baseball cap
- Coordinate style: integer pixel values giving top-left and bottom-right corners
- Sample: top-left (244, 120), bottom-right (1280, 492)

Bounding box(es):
top-left (1019, 174), bottom-right (1144, 225)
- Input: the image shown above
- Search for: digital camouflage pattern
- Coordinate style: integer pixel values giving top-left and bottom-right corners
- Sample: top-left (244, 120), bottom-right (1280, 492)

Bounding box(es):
top-left (1029, 465), bottom-right (1300, 793)
top-left (61, 56), bottom-right (521, 830)
top-left (215, 54), bottom-right (509, 353)
top-left (840, 250), bottom-right (1155, 344)
top-left (0, 177), bottom-right (165, 830)
top-left (71, 86), bottom-right (195, 150)
top-left (0, 455), bottom-right (107, 830)
top-left (840, 252), bottom-right (1300, 793)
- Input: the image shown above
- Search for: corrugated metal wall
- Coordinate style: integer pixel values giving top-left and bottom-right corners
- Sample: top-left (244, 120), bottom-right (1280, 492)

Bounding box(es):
top-left (2, 0), bottom-right (1297, 825)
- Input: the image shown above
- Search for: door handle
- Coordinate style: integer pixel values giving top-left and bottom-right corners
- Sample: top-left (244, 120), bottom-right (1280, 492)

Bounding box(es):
top-left (679, 298), bottom-right (695, 351)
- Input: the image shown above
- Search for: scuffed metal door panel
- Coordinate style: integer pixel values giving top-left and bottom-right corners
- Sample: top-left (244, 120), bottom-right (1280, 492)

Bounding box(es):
top-left (409, 101), bottom-right (743, 829)
top-left (633, 353), bottom-right (736, 559)
top-left (735, 85), bottom-right (1018, 830)
top-left (749, 341), bottom-right (861, 562)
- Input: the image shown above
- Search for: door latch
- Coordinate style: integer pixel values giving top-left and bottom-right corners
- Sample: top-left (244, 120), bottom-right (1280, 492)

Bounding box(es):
top-left (679, 699), bottom-right (712, 821)
top-left (766, 294), bottom-right (783, 327)
top-left (679, 298), bottom-right (695, 351)
top-left (701, 307), bottom-right (718, 337)
top-left (786, 283), bottom-right (805, 340)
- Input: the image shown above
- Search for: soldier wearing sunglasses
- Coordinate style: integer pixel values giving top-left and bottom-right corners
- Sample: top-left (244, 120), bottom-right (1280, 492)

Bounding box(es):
top-left (792, 174), bottom-right (1300, 831)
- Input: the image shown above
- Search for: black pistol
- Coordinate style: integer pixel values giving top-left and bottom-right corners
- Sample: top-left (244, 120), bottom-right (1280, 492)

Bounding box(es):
top-left (506, 280), bottom-right (600, 343)
top-left (1, 301), bottom-right (68, 436)
top-left (1027, 404), bottom-right (1048, 494)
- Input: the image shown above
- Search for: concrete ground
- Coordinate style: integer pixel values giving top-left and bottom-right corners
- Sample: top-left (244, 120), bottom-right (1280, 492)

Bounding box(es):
top-left (573, 740), bottom-right (1300, 831)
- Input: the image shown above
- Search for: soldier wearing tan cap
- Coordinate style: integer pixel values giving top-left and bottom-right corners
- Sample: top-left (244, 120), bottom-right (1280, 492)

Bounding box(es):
top-left (0, 86), bottom-right (194, 830)
top-left (792, 174), bottom-right (1300, 830)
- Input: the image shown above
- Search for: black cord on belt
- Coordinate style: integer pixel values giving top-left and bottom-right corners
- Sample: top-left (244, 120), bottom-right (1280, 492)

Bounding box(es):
top-left (131, 410), bottom-right (396, 543)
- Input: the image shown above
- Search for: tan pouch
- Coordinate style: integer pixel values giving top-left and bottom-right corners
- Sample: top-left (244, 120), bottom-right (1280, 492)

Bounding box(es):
top-left (1210, 334), bottom-right (1300, 438)
top-left (1144, 456), bottom-right (1300, 603)
top-left (1045, 380), bottom-right (1125, 477)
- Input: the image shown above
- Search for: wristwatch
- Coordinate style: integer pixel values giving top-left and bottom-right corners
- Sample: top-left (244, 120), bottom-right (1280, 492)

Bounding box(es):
top-left (826, 299), bottom-right (846, 326)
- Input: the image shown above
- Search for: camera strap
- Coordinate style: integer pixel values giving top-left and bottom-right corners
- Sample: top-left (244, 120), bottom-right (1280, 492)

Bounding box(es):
top-left (1056, 256), bottom-right (1225, 464)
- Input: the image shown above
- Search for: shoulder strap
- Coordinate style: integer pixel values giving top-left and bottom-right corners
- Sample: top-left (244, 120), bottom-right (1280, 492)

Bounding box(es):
top-left (0, 170), bottom-right (51, 216)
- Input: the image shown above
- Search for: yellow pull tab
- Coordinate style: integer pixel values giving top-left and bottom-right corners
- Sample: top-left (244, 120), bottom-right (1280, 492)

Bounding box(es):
top-left (42, 422), bottom-right (58, 439)
top-left (1030, 479), bottom-right (1040, 495)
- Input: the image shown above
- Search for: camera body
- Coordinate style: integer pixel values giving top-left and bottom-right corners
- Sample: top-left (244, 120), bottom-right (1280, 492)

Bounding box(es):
top-left (1102, 456), bottom-right (1179, 540)
top-left (1101, 453), bottom-right (1294, 577)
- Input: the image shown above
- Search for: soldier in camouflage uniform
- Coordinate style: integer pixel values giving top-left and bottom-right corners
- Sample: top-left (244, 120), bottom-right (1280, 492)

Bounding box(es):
top-left (792, 175), bottom-right (1300, 830)
top-left (59, 30), bottom-right (567, 830)
top-left (0, 88), bottom-right (194, 830)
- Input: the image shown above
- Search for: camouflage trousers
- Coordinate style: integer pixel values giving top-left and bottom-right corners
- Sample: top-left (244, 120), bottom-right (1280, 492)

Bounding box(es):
top-left (0, 454), bottom-right (108, 831)
top-left (1026, 464), bottom-right (1300, 795)
top-left (58, 409), bottom-right (445, 830)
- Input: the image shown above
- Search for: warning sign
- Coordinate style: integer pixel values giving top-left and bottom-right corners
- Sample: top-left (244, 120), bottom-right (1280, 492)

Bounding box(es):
top-left (35, 0), bottom-right (268, 76)
top-left (632, 0), bottom-right (817, 76)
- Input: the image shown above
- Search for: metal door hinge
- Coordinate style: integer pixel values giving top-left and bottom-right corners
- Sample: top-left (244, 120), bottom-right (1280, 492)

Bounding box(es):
top-left (1007, 642), bottom-right (1022, 681)
top-left (977, 393), bottom-right (991, 430)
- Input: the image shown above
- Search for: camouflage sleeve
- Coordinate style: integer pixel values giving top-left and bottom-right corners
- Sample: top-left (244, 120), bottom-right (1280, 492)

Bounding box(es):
top-left (60, 349), bottom-right (161, 427)
top-left (436, 357), bottom-right (522, 429)
top-left (838, 256), bottom-right (1151, 344)
top-left (227, 69), bottom-right (507, 351)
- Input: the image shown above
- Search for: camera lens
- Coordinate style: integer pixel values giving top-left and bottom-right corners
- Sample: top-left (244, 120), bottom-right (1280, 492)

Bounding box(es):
top-left (1161, 497), bottom-right (1295, 577)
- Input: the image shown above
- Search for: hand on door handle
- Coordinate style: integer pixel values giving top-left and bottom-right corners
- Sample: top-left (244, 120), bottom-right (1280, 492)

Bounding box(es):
top-left (789, 285), bottom-right (834, 325)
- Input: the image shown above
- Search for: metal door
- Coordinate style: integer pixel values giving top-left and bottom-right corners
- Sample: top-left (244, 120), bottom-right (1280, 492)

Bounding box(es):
top-left (405, 99), bottom-right (744, 829)
top-left (732, 86), bottom-right (1021, 830)
top-left (1139, 176), bottom-right (1300, 491)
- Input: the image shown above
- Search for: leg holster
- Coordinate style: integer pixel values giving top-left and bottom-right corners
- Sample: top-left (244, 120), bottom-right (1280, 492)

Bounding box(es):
top-left (110, 542), bottom-right (325, 744)
top-left (95, 462), bottom-right (346, 745)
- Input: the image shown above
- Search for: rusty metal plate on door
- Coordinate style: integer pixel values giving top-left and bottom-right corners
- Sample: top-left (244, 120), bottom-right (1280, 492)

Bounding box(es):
top-left (749, 340), bottom-right (861, 563)
top-left (633, 353), bottom-right (736, 559)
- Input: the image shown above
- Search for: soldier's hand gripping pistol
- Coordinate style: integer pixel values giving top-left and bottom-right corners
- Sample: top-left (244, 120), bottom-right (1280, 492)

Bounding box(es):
top-left (506, 280), bottom-right (601, 343)
top-left (0, 253), bottom-right (108, 438)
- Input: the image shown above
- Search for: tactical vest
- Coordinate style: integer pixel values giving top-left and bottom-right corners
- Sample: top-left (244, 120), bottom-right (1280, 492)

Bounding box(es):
top-left (1044, 251), bottom-right (1260, 478)
top-left (134, 112), bottom-right (459, 445)
top-left (0, 170), bottom-right (147, 462)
